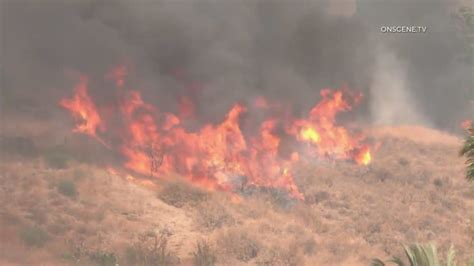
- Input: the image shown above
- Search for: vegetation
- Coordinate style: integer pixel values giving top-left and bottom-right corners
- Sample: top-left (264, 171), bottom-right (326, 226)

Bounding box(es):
top-left (158, 181), bottom-right (208, 208)
top-left (371, 243), bottom-right (457, 266)
top-left (0, 136), bottom-right (38, 158)
top-left (217, 229), bottom-right (260, 262)
top-left (57, 179), bottom-right (77, 198)
top-left (461, 124), bottom-right (474, 181)
top-left (457, 6), bottom-right (474, 182)
top-left (88, 251), bottom-right (118, 266)
top-left (44, 149), bottom-right (70, 169)
top-left (19, 226), bottom-right (50, 248)
top-left (125, 230), bottom-right (177, 265)
top-left (193, 241), bottom-right (217, 266)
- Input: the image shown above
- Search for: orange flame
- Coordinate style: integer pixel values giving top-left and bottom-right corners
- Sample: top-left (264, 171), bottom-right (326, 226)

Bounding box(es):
top-left (288, 89), bottom-right (371, 165)
top-left (60, 65), bottom-right (373, 199)
top-left (59, 76), bottom-right (108, 146)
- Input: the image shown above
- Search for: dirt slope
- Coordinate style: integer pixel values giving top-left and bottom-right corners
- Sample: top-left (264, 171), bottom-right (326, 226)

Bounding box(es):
top-left (0, 124), bottom-right (473, 265)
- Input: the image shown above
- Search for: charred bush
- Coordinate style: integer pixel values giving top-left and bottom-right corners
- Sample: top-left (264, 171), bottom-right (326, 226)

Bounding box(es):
top-left (158, 182), bottom-right (209, 208)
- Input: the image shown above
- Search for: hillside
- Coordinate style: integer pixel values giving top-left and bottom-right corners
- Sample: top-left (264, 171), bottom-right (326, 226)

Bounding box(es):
top-left (0, 121), bottom-right (473, 265)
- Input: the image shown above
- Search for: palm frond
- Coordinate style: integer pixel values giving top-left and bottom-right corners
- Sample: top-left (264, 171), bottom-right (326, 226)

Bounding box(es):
top-left (371, 258), bottom-right (387, 266)
top-left (403, 243), bottom-right (440, 266)
top-left (388, 256), bottom-right (406, 266)
top-left (446, 245), bottom-right (456, 266)
top-left (372, 243), bottom-right (458, 266)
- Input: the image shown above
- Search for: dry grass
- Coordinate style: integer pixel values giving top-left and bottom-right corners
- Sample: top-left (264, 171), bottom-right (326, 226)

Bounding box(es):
top-left (217, 227), bottom-right (261, 262)
top-left (158, 181), bottom-right (209, 208)
top-left (192, 240), bottom-right (217, 266)
top-left (0, 124), bottom-right (473, 265)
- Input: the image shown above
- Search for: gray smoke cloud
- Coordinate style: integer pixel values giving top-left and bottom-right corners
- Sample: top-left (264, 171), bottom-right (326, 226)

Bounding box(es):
top-left (0, 0), bottom-right (471, 131)
top-left (370, 44), bottom-right (430, 126)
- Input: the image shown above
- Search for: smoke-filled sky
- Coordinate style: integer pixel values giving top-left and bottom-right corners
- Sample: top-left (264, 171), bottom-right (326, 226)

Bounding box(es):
top-left (1, 0), bottom-right (472, 131)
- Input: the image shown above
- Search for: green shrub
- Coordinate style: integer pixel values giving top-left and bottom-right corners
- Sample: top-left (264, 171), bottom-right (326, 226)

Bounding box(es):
top-left (193, 241), bottom-right (216, 266)
top-left (19, 226), bottom-right (49, 248)
top-left (57, 179), bottom-right (77, 198)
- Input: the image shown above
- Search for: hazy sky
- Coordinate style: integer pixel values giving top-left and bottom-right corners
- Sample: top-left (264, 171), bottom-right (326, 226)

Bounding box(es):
top-left (1, 0), bottom-right (471, 130)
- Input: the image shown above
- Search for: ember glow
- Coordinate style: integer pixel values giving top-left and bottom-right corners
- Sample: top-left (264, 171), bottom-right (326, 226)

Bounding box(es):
top-left (60, 65), bottom-right (372, 199)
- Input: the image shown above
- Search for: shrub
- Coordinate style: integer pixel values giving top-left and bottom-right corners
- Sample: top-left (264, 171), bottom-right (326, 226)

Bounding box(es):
top-left (26, 207), bottom-right (48, 224)
top-left (196, 201), bottom-right (234, 231)
top-left (73, 168), bottom-right (86, 181)
top-left (125, 229), bottom-right (177, 265)
top-left (88, 251), bottom-right (118, 266)
top-left (217, 229), bottom-right (260, 262)
top-left (193, 241), bottom-right (217, 266)
top-left (256, 244), bottom-right (304, 266)
top-left (0, 136), bottom-right (38, 158)
top-left (19, 226), bottom-right (49, 248)
top-left (57, 179), bottom-right (77, 198)
top-left (44, 149), bottom-right (70, 169)
top-left (158, 182), bottom-right (208, 208)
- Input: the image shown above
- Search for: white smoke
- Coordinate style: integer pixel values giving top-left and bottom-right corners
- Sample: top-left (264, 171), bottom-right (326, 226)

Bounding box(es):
top-left (370, 44), bottom-right (430, 126)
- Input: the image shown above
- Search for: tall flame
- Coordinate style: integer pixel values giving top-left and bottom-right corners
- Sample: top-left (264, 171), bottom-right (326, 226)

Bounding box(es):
top-left (59, 76), bottom-right (107, 146)
top-left (60, 65), bottom-right (372, 199)
top-left (288, 88), bottom-right (370, 165)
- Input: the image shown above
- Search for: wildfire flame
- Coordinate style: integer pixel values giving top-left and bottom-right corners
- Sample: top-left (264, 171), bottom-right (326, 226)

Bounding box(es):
top-left (59, 76), bottom-right (108, 146)
top-left (60, 65), bottom-right (373, 199)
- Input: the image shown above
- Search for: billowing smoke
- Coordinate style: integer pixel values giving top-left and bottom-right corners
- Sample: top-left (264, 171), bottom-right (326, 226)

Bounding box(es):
top-left (1, 0), bottom-right (471, 131)
top-left (370, 44), bottom-right (429, 126)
